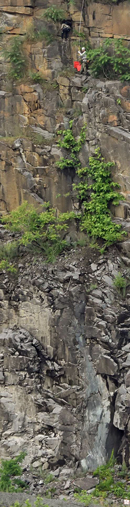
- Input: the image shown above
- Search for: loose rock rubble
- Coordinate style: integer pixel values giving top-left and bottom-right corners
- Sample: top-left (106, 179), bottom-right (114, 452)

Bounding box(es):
top-left (0, 243), bottom-right (130, 480)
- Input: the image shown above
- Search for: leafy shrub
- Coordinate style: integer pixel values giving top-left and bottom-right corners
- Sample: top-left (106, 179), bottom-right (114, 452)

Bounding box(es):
top-left (4, 37), bottom-right (27, 80)
top-left (43, 5), bottom-right (65, 22)
top-left (119, 462), bottom-right (128, 478)
top-left (113, 272), bottom-right (126, 296)
top-left (74, 491), bottom-right (94, 505)
top-left (93, 449), bottom-right (115, 480)
top-left (112, 482), bottom-right (126, 497)
top-left (75, 452), bottom-right (130, 502)
top-left (29, 71), bottom-right (44, 83)
top-left (93, 451), bottom-right (129, 499)
top-left (0, 240), bottom-right (19, 261)
top-left (1, 201), bottom-right (75, 263)
top-left (0, 259), bottom-right (17, 273)
top-left (87, 38), bottom-right (130, 80)
top-left (0, 241), bottom-right (19, 273)
top-left (75, 148), bottom-right (125, 246)
top-left (0, 452), bottom-right (26, 492)
top-left (57, 120), bottom-right (86, 171)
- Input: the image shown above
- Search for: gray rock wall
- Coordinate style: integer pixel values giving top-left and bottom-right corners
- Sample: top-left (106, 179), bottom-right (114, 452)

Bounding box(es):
top-left (0, 246), bottom-right (130, 471)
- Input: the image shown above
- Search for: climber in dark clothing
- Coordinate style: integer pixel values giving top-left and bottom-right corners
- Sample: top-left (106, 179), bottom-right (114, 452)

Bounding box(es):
top-left (61, 20), bottom-right (72, 40)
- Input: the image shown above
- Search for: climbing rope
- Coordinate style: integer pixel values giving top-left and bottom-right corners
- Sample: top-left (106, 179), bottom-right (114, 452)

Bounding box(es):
top-left (78, 0), bottom-right (85, 49)
top-left (74, 0), bottom-right (86, 71)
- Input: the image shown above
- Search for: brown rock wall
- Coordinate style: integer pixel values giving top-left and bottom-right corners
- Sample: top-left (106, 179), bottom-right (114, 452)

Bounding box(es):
top-left (1, 76), bottom-right (130, 214)
top-left (1, 0), bottom-right (130, 45)
top-left (87, 1), bottom-right (130, 40)
top-left (0, 1), bottom-right (130, 215)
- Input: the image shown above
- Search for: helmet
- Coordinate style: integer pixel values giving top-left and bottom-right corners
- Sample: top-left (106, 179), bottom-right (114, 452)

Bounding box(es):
top-left (82, 47), bottom-right (85, 51)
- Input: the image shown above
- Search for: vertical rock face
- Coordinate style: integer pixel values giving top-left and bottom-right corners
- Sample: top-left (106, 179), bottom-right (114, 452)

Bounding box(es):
top-left (0, 249), bottom-right (129, 470)
top-left (0, 1), bottom-right (130, 214)
top-left (87, 1), bottom-right (130, 40)
top-left (1, 78), bottom-right (130, 216)
top-left (0, 0), bottom-right (130, 474)
top-left (80, 352), bottom-right (111, 471)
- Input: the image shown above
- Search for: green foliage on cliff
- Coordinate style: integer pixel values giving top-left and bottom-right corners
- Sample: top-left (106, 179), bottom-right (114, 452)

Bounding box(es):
top-left (0, 126), bottom-right (125, 264)
top-left (4, 37), bottom-right (27, 80)
top-left (0, 259), bottom-right (17, 273)
top-left (0, 241), bottom-right (19, 273)
top-left (29, 71), bottom-right (44, 84)
top-left (75, 148), bottom-right (125, 246)
top-left (57, 121), bottom-right (86, 170)
top-left (1, 202), bottom-right (75, 263)
top-left (43, 5), bottom-right (65, 22)
top-left (93, 451), bottom-right (130, 498)
top-left (87, 38), bottom-right (130, 80)
top-left (75, 452), bottom-right (130, 502)
top-left (0, 452), bottom-right (26, 492)
top-left (113, 272), bottom-right (127, 296)
top-left (57, 122), bottom-right (125, 248)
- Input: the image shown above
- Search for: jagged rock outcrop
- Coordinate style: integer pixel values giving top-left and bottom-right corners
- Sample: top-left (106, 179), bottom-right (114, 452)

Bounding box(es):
top-left (0, 245), bottom-right (130, 471)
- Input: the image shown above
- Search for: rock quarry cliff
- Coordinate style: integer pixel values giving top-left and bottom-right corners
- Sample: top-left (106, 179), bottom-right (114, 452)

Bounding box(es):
top-left (0, 0), bottom-right (130, 486)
